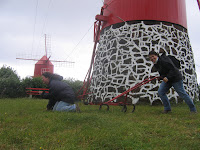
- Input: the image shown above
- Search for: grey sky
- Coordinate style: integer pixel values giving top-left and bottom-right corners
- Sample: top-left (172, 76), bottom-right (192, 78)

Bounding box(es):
top-left (0, 0), bottom-right (200, 82)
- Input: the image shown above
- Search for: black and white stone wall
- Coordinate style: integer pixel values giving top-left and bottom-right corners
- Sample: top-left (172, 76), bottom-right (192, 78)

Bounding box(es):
top-left (88, 21), bottom-right (199, 105)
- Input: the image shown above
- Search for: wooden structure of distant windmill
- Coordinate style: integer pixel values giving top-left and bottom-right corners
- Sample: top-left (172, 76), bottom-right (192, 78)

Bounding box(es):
top-left (17, 34), bottom-right (74, 77)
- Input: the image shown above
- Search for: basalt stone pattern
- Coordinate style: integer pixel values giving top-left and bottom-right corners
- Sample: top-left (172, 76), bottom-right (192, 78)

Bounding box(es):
top-left (88, 21), bottom-right (198, 105)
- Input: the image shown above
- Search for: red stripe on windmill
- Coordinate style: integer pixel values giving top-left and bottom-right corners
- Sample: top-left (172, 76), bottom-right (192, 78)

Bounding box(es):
top-left (16, 34), bottom-right (74, 77)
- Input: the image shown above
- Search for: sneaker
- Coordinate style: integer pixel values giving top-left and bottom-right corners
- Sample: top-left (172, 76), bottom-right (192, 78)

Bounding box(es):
top-left (162, 110), bottom-right (171, 114)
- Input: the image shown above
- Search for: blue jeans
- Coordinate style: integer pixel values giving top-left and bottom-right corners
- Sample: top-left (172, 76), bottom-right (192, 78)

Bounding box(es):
top-left (158, 80), bottom-right (196, 112)
top-left (53, 101), bottom-right (76, 112)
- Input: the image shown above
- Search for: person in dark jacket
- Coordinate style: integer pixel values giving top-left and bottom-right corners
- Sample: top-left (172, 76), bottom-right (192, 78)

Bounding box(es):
top-left (149, 51), bottom-right (197, 113)
top-left (40, 72), bottom-right (80, 112)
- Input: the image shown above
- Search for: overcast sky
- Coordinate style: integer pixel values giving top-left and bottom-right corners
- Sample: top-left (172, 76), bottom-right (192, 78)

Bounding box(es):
top-left (0, 0), bottom-right (200, 83)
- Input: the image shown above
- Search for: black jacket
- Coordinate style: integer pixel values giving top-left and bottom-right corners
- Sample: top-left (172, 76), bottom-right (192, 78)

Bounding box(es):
top-left (42, 75), bottom-right (76, 110)
top-left (154, 53), bottom-right (182, 83)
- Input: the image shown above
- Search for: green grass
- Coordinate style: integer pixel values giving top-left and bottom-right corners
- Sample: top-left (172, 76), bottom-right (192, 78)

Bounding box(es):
top-left (0, 98), bottom-right (200, 150)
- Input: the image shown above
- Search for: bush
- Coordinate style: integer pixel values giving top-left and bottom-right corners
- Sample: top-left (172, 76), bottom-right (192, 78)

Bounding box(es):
top-left (0, 65), bottom-right (23, 98)
top-left (0, 66), bottom-right (83, 98)
top-left (20, 76), bottom-right (47, 98)
top-left (21, 76), bottom-right (46, 89)
top-left (63, 78), bottom-right (83, 96)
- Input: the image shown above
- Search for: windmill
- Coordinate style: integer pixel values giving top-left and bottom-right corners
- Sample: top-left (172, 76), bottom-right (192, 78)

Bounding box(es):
top-left (16, 34), bottom-right (75, 77)
top-left (80, 0), bottom-right (199, 105)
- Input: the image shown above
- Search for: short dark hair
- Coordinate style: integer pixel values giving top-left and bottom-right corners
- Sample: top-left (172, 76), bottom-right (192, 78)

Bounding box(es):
top-left (42, 72), bottom-right (53, 79)
top-left (149, 51), bottom-right (159, 56)
top-left (42, 72), bottom-right (63, 81)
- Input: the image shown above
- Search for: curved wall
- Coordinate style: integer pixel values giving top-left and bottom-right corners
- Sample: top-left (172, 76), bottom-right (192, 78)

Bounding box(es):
top-left (88, 0), bottom-right (198, 104)
top-left (102, 0), bottom-right (187, 28)
top-left (89, 21), bottom-right (198, 104)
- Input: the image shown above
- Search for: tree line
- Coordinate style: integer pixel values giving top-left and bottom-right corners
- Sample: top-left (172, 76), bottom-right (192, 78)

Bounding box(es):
top-left (0, 65), bottom-right (83, 98)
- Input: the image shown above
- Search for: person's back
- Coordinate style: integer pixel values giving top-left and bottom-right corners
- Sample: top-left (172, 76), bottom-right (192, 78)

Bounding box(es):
top-left (41, 72), bottom-right (78, 112)
top-left (154, 53), bottom-right (182, 83)
top-left (49, 79), bottom-right (76, 104)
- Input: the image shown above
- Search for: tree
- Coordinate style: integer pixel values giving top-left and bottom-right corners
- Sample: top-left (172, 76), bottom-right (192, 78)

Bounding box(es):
top-left (21, 76), bottom-right (46, 89)
top-left (0, 65), bottom-right (22, 98)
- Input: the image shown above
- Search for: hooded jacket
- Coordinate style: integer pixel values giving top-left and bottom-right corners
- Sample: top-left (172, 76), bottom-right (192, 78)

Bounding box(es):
top-left (42, 74), bottom-right (76, 110)
top-left (153, 53), bottom-right (182, 83)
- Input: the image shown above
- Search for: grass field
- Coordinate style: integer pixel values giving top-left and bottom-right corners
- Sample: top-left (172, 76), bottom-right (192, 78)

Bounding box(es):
top-left (0, 98), bottom-right (200, 150)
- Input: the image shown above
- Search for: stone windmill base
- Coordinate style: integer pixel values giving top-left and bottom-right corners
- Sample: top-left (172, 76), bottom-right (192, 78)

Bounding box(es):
top-left (88, 20), bottom-right (199, 105)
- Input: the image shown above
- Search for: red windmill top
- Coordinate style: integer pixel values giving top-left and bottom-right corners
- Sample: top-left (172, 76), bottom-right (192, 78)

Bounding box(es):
top-left (96, 0), bottom-right (188, 30)
top-left (16, 34), bottom-right (74, 77)
top-left (34, 55), bottom-right (54, 77)
top-left (33, 34), bottom-right (54, 77)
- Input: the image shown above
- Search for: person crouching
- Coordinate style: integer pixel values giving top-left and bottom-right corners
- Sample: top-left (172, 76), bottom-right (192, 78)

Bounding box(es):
top-left (40, 72), bottom-right (80, 112)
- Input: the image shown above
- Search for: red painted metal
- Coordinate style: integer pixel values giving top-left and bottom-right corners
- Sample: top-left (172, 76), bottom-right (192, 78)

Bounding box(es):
top-left (34, 55), bottom-right (54, 77)
top-left (26, 88), bottom-right (49, 95)
top-left (95, 14), bottom-right (108, 22)
top-left (101, 0), bottom-right (187, 29)
top-left (26, 88), bottom-right (49, 90)
top-left (103, 76), bottom-right (159, 105)
top-left (86, 76), bottom-right (159, 111)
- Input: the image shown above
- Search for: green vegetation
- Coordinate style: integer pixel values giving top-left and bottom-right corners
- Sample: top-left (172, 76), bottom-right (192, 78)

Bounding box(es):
top-left (0, 66), bottom-right (83, 98)
top-left (63, 78), bottom-right (83, 94)
top-left (0, 98), bottom-right (199, 150)
top-left (0, 65), bottom-right (23, 98)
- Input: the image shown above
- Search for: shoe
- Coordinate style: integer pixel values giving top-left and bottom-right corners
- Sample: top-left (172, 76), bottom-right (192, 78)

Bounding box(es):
top-left (75, 103), bottom-right (81, 113)
top-left (190, 111), bottom-right (197, 114)
top-left (162, 110), bottom-right (171, 114)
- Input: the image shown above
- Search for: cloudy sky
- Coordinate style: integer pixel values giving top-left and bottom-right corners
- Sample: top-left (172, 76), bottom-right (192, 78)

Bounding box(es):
top-left (0, 0), bottom-right (200, 82)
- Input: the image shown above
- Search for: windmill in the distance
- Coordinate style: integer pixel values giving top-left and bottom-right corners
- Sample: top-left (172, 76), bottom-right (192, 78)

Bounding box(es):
top-left (17, 34), bottom-right (75, 77)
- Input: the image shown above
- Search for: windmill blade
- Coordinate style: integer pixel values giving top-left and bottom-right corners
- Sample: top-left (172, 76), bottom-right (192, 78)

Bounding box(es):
top-left (50, 60), bottom-right (75, 63)
top-left (16, 58), bottom-right (40, 61)
top-left (16, 58), bottom-right (49, 62)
